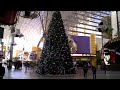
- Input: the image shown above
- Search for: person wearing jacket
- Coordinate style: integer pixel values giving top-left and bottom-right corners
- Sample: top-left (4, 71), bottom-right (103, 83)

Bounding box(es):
top-left (91, 65), bottom-right (96, 79)
top-left (0, 63), bottom-right (5, 79)
top-left (83, 62), bottom-right (88, 79)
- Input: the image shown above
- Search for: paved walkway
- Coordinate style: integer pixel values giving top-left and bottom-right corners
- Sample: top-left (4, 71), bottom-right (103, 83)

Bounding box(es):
top-left (3, 66), bottom-right (120, 79)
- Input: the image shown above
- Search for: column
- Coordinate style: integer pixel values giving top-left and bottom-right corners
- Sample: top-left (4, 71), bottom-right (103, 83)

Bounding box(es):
top-left (111, 11), bottom-right (118, 38)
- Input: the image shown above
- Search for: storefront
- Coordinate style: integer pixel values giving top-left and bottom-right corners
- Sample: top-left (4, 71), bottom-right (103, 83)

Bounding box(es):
top-left (104, 37), bottom-right (120, 64)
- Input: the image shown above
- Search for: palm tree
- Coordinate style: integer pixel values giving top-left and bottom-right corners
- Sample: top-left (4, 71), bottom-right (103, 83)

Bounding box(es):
top-left (101, 16), bottom-right (113, 39)
top-left (114, 31), bottom-right (120, 37)
top-left (103, 27), bottom-right (113, 39)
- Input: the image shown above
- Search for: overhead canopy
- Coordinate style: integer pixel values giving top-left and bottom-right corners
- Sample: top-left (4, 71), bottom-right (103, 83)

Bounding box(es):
top-left (104, 37), bottom-right (120, 49)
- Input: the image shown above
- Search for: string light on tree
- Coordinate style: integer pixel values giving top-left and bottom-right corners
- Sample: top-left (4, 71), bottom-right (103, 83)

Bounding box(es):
top-left (36, 11), bottom-right (76, 75)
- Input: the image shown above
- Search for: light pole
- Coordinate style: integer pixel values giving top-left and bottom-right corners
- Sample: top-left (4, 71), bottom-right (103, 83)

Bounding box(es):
top-left (101, 31), bottom-right (104, 62)
top-left (1, 41), bottom-right (3, 53)
top-left (98, 21), bottom-right (107, 71)
top-left (7, 27), bottom-right (15, 70)
top-left (98, 22), bottom-right (104, 53)
top-left (102, 31), bottom-right (104, 50)
top-left (0, 41), bottom-right (4, 63)
top-left (98, 21), bottom-right (104, 60)
top-left (8, 26), bottom-right (24, 70)
top-left (116, 11), bottom-right (120, 37)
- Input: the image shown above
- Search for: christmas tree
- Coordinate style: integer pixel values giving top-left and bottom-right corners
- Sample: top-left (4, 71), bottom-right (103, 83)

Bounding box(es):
top-left (36, 11), bottom-right (75, 75)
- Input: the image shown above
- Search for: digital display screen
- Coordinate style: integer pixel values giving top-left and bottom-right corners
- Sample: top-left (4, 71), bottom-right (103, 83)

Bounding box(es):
top-left (71, 36), bottom-right (90, 54)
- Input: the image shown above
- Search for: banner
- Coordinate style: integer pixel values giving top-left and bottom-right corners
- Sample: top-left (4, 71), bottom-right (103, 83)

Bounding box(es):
top-left (71, 36), bottom-right (90, 54)
top-left (90, 34), bottom-right (96, 55)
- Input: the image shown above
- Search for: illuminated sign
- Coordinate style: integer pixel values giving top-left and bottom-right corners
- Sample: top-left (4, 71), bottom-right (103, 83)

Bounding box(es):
top-left (71, 36), bottom-right (90, 54)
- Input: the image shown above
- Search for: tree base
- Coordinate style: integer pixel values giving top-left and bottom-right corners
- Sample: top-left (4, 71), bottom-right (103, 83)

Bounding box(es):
top-left (36, 67), bottom-right (76, 75)
top-left (65, 68), bottom-right (76, 74)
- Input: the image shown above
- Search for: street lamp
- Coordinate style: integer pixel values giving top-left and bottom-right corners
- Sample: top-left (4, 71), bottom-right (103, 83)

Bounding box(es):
top-left (0, 41), bottom-right (4, 63)
top-left (98, 21), bottom-right (104, 61)
top-left (98, 22), bottom-right (104, 47)
top-left (25, 11), bottom-right (31, 17)
top-left (116, 11), bottom-right (120, 37)
top-left (7, 27), bottom-right (24, 70)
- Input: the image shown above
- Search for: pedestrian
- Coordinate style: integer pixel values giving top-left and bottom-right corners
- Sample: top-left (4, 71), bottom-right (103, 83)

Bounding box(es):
top-left (0, 63), bottom-right (5, 79)
top-left (73, 60), bottom-right (77, 69)
top-left (83, 62), bottom-right (88, 79)
top-left (102, 61), bottom-right (107, 74)
top-left (92, 66), bottom-right (96, 79)
top-left (24, 61), bottom-right (29, 72)
top-left (103, 64), bottom-right (106, 74)
top-left (7, 60), bottom-right (12, 70)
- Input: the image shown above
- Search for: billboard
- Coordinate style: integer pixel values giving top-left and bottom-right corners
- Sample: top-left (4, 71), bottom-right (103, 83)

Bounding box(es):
top-left (71, 36), bottom-right (90, 54)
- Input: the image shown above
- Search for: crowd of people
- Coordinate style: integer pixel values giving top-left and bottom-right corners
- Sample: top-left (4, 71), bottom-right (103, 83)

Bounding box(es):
top-left (80, 61), bottom-right (97, 79)
top-left (73, 60), bottom-right (106, 79)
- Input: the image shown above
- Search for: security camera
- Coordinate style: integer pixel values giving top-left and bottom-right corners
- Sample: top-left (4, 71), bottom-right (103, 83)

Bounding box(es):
top-left (99, 22), bottom-right (103, 25)
top-left (18, 33), bottom-right (24, 38)
top-left (11, 43), bottom-right (17, 46)
top-left (25, 11), bottom-right (31, 17)
top-left (98, 28), bottom-right (102, 32)
top-left (23, 11), bottom-right (39, 19)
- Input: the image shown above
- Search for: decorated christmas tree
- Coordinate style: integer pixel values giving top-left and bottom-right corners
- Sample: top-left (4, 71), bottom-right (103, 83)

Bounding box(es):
top-left (36, 11), bottom-right (75, 75)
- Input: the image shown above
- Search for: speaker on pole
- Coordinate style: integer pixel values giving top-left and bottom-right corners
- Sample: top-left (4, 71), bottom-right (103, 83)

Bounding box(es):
top-left (25, 11), bottom-right (31, 17)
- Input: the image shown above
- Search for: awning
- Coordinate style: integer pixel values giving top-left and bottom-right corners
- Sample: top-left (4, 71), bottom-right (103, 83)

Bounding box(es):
top-left (104, 37), bottom-right (120, 49)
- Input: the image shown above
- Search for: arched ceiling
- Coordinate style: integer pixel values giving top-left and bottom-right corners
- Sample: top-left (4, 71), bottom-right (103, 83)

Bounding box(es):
top-left (2, 11), bottom-right (111, 51)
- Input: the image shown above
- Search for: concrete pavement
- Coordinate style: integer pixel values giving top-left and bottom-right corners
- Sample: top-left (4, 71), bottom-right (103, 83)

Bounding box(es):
top-left (3, 66), bottom-right (120, 79)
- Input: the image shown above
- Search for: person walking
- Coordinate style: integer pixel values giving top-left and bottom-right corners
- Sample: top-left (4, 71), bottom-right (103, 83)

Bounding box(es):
top-left (92, 66), bottom-right (96, 79)
top-left (0, 63), bottom-right (5, 79)
top-left (24, 61), bottom-right (29, 72)
top-left (83, 62), bottom-right (88, 79)
top-left (73, 60), bottom-right (77, 70)
top-left (104, 64), bottom-right (106, 74)
top-left (7, 60), bottom-right (12, 70)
